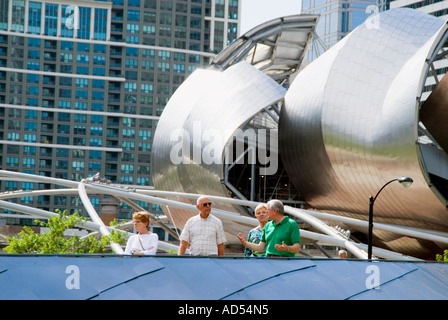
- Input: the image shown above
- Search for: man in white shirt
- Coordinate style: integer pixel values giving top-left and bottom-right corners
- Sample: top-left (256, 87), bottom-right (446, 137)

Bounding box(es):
top-left (178, 196), bottom-right (226, 256)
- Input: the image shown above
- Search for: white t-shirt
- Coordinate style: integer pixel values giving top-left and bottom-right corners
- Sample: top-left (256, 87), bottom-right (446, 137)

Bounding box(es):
top-left (125, 233), bottom-right (158, 255)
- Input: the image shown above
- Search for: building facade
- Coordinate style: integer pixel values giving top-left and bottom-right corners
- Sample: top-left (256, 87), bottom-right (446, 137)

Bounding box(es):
top-left (0, 0), bottom-right (241, 223)
top-left (389, 0), bottom-right (448, 19)
top-left (301, 0), bottom-right (377, 59)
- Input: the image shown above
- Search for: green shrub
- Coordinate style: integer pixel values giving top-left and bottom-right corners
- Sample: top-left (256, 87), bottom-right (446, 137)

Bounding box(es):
top-left (3, 209), bottom-right (126, 254)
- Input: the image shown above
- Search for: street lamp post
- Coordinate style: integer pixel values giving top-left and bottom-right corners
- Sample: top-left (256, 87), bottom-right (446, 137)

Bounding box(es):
top-left (368, 176), bottom-right (413, 260)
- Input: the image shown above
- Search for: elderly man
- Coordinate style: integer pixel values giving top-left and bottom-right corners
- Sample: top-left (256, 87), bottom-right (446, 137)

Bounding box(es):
top-left (238, 199), bottom-right (301, 257)
top-left (178, 196), bottom-right (227, 256)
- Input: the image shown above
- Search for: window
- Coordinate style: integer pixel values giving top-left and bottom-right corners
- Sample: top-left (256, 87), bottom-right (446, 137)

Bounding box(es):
top-left (24, 146), bottom-right (36, 155)
top-left (7, 132), bottom-right (20, 141)
top-left (72, 161), bottom-right (85, 171)
top-left (24, 134), bottom-right (37, 142)
top-left (5, 181), bottom-right (18, 190)
top-left (140, 83), bottom-right (153, 93)
top-left (138, 142), bottom-right (151, 151)
top-left (11, 0), bottom-right (25, 32)
top-left (24, 122), bottom-right (37, 132)
top-left (77, 54), bottom-right (89, 64)
top-left (74, 114), bottom-right (87, 123)
top-left (158, 50), bottom-right (171, 60)
top-left (125, 82), bottom-right (137, 92)
top-left (23, 157), bottom-right (36, 168)
top-left (78, 7), bottom-right (91, 39)
top-left (6, 157), bottom-right (19, 167)
top-left (173, 63), bottom-right (185, 73)
top-left (89, 150), bottom-right (102, 160)
top-left (126, 23), bottom-right (140, 33)
top-left (127, 9), bottom-right (140, 21)
top-left (141, 60), bottom-right (154, 70)
top-left (157, 62), bottom-right (170, 72)
top-left (122, 141), bottom-right (135, 150)
top-left (44, 4), bottom-right (58, 36)
top-left (76, 78), bottom-right (89, 88)
top-left (94, 8), bottom-right (108, 40)
top-left (25, 110), bottom-right (37, 120)
top-left (139, 130), bottom-right (151, 140)
top-left (90, 126), bottom-right (103, 136)
top-left (89, 138), bottom-right (102, 146)
top-left (121, 164), bottom-right (134, 174)
top-left (122, 129), bottom-right (135, 138)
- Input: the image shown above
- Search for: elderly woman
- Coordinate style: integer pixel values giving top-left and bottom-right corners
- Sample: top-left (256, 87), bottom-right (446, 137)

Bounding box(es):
top-left (125, 211), bottom-right (158, 255)
top-left (244, 203), bottom-right (269, 257)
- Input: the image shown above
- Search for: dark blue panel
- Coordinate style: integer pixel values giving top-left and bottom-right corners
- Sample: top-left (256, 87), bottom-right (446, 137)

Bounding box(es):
top-left (0, 255), bottom-right (97, 299)
top-left (1, 255), bottom-right (448, 300)
top-left (349, 262), bottom-right (448, 300)
top-left (215, 258), bottom-right (317, 299)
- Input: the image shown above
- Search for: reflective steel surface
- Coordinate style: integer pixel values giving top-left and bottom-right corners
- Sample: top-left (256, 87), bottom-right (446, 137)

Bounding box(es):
top-left (153, 9), bottom-right (448, 258)
top-left (280, 8), bottom-right (448, 256)
top-left (152, 16), bottom-right (319, 245)
top-left (152, 62), bottom-right (286, 238)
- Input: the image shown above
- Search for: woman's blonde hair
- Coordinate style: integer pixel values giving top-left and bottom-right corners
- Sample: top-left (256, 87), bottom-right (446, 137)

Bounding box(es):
top-left (132, 211), bottom-right (150, 228)
top-left (254, 203), bottom-right (267, 215)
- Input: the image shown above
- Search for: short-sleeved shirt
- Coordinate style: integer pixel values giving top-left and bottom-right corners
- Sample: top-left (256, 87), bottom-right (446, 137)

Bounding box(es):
top-left (244, 227), bottom-right (266, 257)
top-left (179, 214), bottom-right (227, 256)
top-left (261, 216), bottom-right (301, 257)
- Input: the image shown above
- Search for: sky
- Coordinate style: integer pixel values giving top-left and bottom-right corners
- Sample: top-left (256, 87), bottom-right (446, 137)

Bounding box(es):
top-left (240, 0), bottom-right (302, 35)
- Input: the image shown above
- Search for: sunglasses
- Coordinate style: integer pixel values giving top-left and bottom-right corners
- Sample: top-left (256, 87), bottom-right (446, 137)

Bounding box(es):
top-left (201, 202), bottom-right (212, 207)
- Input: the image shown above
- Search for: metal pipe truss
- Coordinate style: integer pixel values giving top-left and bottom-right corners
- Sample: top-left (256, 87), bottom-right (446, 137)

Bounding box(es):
top-left (1, 170), bottom-right (444, 260)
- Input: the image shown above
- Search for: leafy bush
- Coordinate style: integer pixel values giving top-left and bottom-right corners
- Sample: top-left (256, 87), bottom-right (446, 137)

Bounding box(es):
top-left (3, 209), bottom-right (126, 254)
top-left (436, 250), bottom-right (448, 262)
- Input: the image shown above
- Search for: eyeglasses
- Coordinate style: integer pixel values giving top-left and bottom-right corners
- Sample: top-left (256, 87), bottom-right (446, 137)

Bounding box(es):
top-left (201, 202), bottom-right (212, 207)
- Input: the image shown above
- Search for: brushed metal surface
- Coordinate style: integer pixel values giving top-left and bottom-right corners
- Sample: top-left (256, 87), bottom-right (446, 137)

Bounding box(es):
top-left (153, 9), bottom-right (448, 258)
top-left (152, 62), bottom-right (286, 240)
top-left (280, 9), bottom-right (448, 256)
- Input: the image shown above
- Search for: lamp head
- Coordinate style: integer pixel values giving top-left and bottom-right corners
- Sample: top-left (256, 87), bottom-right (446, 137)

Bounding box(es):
top-left (397, 176), bottom-right (413, 188)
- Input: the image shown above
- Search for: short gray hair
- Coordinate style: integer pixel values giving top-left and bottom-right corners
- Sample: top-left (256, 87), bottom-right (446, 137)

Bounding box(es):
top-left (196, 195), bottom-right (210, 205)
top-left (267, 199), bottom-right (284, 215)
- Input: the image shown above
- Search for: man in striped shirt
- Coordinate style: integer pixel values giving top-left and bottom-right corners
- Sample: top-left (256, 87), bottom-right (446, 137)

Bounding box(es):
top-left (178, 196), bottom-right (227, 256)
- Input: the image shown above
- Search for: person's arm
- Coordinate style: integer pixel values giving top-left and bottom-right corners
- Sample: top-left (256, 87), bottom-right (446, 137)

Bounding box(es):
top-left (217, 243), bottom-right (224, 256)
top-left (237, 233), bottom-right (266, 253)
top-left (143, 234), bottom-right (158, 255)
top-left (124, 236), bottom-right (134, 255)
top-left (178, 240), bottom-right (189, 255)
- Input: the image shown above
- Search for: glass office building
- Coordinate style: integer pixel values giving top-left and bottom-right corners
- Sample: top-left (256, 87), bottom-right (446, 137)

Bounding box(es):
top-left (390, 0), bottom-right (448, 19)
top-left (302, 0), bottom-right (377, 59)
top-left (0, 0), bottom-right (240, 223)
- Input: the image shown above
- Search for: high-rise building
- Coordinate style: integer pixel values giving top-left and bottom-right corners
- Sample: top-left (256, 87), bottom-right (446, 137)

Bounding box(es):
top-left (0, 0), bottom-right (241, 223)
top-left (389, 0), bottom-right (448, 19)
top-left (301, 0), bottom-right (377, 59)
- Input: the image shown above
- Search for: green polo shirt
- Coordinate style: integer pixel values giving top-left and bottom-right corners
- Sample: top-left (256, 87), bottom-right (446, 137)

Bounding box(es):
top-left (261, 216), bottom-right (301, 257)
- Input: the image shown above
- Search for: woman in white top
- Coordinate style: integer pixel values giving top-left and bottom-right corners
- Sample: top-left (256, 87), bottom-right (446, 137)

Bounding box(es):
top-left (125, 211), bottom-right (158, 255)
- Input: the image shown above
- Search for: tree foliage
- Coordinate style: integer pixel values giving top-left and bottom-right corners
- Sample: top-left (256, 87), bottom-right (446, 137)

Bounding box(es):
top-left (436, 250), bottom-right (448, 262)
top-left (3, 209), bottom-right (126, 254)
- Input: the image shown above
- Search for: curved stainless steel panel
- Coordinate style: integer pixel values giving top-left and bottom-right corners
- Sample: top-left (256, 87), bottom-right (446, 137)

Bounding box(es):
top-left (152, 61), bottom-right (286, 238)
top-left (280, 8), bottom-right (448, 256)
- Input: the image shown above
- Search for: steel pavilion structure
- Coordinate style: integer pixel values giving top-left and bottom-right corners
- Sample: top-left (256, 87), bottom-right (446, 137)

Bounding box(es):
top-left (2, 9), bottom-right (448, 262)
top-left (3, 10), bottom-right (448, 299)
